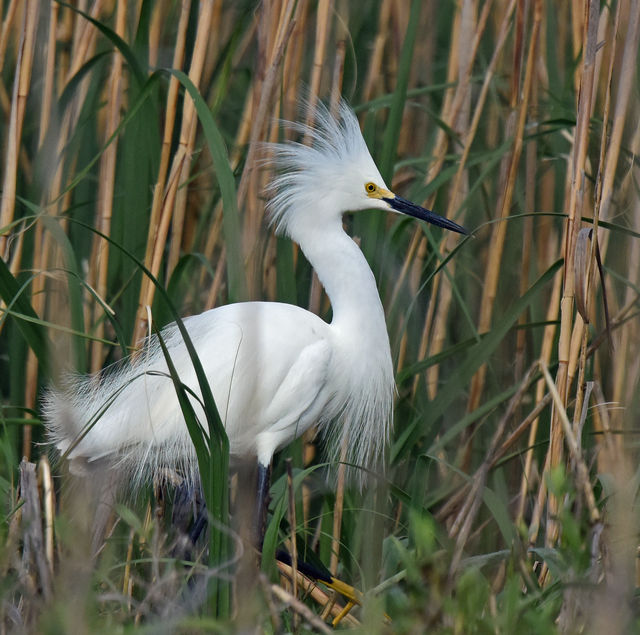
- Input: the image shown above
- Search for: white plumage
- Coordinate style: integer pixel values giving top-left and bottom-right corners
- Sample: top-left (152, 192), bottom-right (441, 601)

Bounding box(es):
top-left (43, 100), bottom-right (466, 491)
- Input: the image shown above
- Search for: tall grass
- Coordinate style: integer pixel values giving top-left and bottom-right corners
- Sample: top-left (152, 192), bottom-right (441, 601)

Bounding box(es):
top-left (1, 0), bottom-right (640, 631)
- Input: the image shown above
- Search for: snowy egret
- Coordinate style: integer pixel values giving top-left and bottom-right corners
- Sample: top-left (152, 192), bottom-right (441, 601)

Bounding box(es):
top-left (43, 100), bottom-right (467, 538)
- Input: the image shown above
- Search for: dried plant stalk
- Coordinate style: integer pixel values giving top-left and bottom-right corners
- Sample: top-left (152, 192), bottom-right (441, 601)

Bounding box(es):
top-left (422, 0), bottom-right (514, 399)
top-left (166, 0), bottom-right (215, 278)
top-left (0, 0), bottom-right (38, 258)
top-left (134, 0), bottom-right (192, 343)
top-left (466, 0), bottom-right (541, 415)
top-left (88, 0), bottom-right (127, 372)
top-left (543, 0), bottom-right (600, 558)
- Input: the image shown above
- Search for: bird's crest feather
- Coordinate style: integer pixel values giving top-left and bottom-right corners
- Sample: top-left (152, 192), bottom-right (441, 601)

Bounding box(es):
top-left (266, 99), bottom-right (378, 237)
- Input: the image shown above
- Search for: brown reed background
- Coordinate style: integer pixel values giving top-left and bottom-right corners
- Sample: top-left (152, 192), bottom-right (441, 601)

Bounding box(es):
top-left (1, 0), bottom-right (640, 631)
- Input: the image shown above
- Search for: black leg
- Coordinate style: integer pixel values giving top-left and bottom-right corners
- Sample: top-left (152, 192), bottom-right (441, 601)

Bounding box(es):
top-left (188, 506), bottom-right (208, 544)
top-left (172, 463), bottom-right (271, 554)
top-left (254, 461), bottom-right (271, 548)
top-left (171, 481), bottom-right (207, 563)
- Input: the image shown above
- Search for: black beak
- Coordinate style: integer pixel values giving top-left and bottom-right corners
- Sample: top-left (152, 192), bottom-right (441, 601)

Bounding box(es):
top-left (384, 196), bottom-right (468, 235)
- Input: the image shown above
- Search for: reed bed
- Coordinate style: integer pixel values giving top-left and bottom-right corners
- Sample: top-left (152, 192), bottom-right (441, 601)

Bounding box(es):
top-left (1, 0), bottom-right (639, 631)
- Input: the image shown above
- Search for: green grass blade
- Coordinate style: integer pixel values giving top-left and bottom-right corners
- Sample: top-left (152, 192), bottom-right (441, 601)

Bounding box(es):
top-left (54, 73), bottom-right (162, 203)
top-left (261, 465), bottom-right (320, 577)
top-left (79, 216), bottom-right (230, 615)
top-left (154, 327), bottom-right (212, 497)
top-left (0, 258), bottom-right (51, 378)
top-left (167, 69), bottom-right (247, 303)
top-left (55, 1), bottom-right (146, 87)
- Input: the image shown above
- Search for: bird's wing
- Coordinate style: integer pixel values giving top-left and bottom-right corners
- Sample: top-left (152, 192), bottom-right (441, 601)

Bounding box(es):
top-left (255, 338), bottom-right (332, 465)
top-left (43, 302), bottom-right (336, 476)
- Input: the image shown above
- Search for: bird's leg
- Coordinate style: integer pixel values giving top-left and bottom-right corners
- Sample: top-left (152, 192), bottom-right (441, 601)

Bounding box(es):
top-left (253, 461), bottom-right (272, 548)
top-left (188, 504), bottom-right (208, 545)
top-left (171, 480), bottom-right (208, 563)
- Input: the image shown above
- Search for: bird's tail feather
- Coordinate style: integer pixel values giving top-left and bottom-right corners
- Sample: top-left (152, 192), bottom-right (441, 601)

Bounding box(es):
top-left (41, 329), bottom-right (202, 488)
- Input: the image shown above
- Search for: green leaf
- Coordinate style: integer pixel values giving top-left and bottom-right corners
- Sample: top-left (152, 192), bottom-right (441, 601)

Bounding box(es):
top-left (166, 69), bottom-right (247, 304)
top-left (0, 257), bottom-right (51, 378)
top-left (55, 1), bottom-right (146, 87)
top-left (55, 73), bottom-right (162, 203)
top-left (65, 215), bottom-right (230, 617)
top-left (261, 465), bottom-right (320, 578)
top-left (154, 327), bottom-right (212, 496)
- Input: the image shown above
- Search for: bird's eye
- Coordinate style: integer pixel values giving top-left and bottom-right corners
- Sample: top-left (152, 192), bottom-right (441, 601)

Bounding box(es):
top-left (365, 182), bottom-right (377, 194)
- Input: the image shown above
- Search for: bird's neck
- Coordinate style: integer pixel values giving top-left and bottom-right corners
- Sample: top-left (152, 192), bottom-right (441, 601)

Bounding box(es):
top-left (297, 222), bottom-right (387, 335)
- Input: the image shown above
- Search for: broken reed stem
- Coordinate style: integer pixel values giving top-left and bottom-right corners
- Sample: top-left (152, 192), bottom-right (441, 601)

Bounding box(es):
top-left (540, 361), bottom-right (600, 524)
top-left (516, 266), bottom-right (563, 524)
top-left (448, 363), bottom-right (541, 576)
top-left (269, 578), bottom-right (334, 633)
top-left (19, 460), bottom-right (52, 601)
top-left (436, 366), bottom-right (550, 527)
top-left (37, 455), bottom-right (55, 575)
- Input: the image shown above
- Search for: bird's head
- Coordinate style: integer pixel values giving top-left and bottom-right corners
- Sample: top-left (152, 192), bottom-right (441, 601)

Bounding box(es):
top-left (267, 100), bottom-right (468, 239)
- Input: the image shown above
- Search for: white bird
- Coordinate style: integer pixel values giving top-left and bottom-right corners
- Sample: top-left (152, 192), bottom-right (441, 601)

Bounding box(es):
top-left (43, 100), bottom-right (467, 536)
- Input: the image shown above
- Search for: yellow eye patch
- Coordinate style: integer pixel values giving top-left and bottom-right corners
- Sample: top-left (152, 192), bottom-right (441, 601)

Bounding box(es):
top-left (365, 182), bottom-right (393, 200)
top-left (365, 182), bottom-right (383, 198)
